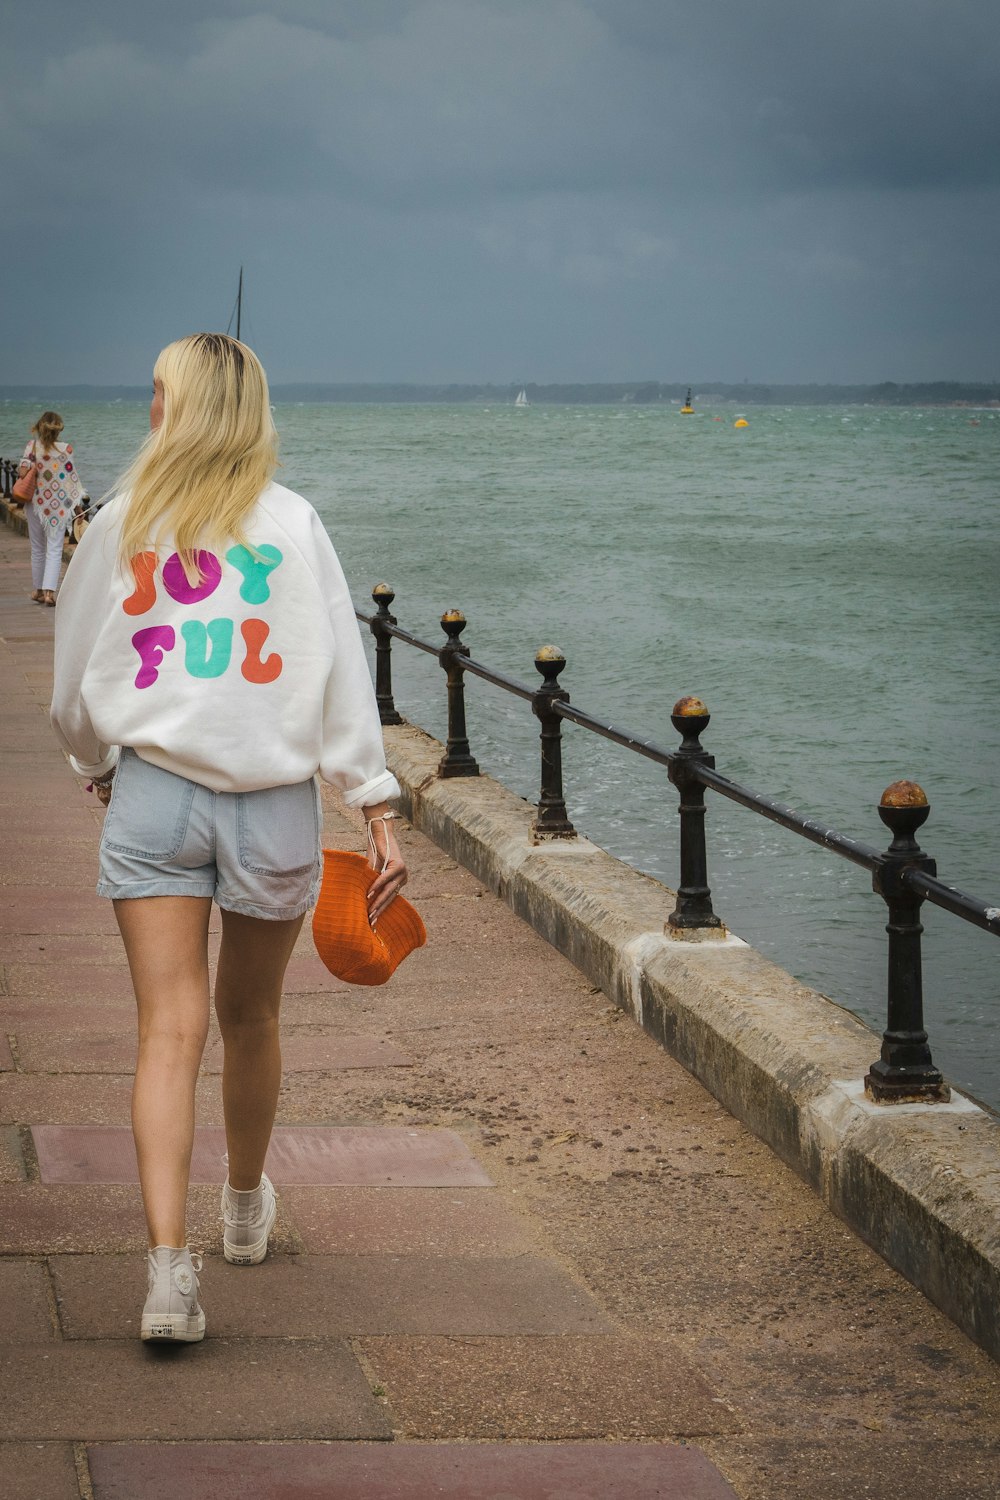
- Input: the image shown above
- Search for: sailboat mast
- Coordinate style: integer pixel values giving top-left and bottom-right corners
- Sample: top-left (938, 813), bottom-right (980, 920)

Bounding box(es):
top-left (236, 267), bottom-right (243, 342)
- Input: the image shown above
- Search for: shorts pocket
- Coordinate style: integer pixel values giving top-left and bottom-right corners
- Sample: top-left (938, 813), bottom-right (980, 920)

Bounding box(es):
top-left (236, 780), bottom-right (320, 877)
top-left (102, 751), bottom-right (197, 860)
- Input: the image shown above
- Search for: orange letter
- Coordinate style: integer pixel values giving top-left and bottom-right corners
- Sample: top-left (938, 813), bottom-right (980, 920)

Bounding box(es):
top-left (123, 552), bottom-right (158, 616)
top-left (241, 618), bottom-right (282, 683)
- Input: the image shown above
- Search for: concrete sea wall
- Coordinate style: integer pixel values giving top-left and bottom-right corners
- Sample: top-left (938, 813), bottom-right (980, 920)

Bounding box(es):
top-left (384, 721), bottom-right (1000, 1363)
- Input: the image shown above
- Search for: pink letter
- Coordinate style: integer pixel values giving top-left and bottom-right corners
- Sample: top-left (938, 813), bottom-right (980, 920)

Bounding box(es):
top-left (132, 626), bottom-right (176, 688)
top-left (162, 551), bottom-right (222, 605)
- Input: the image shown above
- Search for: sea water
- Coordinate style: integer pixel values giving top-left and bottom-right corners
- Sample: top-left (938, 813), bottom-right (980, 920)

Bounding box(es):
top-left (3, 399), bottom-right (998, 1109)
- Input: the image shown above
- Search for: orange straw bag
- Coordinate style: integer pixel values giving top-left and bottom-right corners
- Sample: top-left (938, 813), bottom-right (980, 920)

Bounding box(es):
top-left (312, 816), bottom-right (426, 985)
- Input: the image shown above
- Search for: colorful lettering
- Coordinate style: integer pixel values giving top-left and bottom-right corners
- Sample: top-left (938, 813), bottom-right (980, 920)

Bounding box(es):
top-left (123, 552), bottom-right (158, 616)
top-left (241, 618), bottom-right (282, 683)
top-left (131, 625), bottom-right (175, 689)
top-left (227, 544), bottom-right (284, 605)
top-left (181, 618), bottom-right (233, 679)
top-left (162, 551), bottom-right (222, 605)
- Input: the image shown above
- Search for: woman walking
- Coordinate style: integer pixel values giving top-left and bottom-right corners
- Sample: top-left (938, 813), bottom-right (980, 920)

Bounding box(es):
top-left (18, 411), bottom-right (84, 604)
top-left (51, 334), bottom-right (407, 1343)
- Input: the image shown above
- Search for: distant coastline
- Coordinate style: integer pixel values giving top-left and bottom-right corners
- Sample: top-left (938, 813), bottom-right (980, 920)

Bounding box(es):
top-left (1, 380), bottom-right (998, 407)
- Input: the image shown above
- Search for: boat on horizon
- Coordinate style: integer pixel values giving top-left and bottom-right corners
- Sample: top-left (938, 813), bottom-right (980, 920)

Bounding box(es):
top-left (514, 388), bottom-right (529, 407)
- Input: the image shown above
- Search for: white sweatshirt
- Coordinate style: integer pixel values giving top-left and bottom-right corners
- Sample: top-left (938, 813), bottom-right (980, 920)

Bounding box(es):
top-left (50, 482), bottom-right (401, 806)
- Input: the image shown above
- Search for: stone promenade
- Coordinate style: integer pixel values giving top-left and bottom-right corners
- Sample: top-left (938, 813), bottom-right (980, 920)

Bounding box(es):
top-left (1, 516), bottom-right (999, 1499)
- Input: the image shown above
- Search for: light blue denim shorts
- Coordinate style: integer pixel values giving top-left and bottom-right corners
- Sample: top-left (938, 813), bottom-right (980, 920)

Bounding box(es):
top-left (97, 749), bottom-right (322, 921)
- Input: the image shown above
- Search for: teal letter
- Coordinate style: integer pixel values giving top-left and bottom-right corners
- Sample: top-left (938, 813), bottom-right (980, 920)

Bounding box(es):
top-left (181, 618), bottom-right (233, 679)
top-left (227, 544), bottom-right (284, 605)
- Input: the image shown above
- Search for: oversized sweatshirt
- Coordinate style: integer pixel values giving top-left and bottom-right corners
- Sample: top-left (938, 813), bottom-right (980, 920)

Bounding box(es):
top-left (50, 482), bottom-right (401, 806)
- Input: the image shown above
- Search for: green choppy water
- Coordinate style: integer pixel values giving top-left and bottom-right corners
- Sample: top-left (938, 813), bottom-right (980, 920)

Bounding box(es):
top-left (3, 398), bottom-right (998, 1109)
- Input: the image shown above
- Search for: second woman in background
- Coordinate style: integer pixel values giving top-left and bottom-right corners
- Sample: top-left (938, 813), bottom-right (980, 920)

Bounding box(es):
top-left (18, 411), bottom-right (84, 605)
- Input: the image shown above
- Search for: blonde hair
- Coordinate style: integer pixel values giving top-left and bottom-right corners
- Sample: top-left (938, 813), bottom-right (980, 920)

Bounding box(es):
top-left (117, 333), bottom-right (278, 584)
top-left (32, 411), bottom-right (64, 450)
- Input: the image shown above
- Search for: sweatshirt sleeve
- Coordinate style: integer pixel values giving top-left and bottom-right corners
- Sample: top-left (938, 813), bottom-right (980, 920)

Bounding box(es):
top-left (49, 507), bottom-right (121, 779)
top-left (306, 512), bottom-right (400, 807)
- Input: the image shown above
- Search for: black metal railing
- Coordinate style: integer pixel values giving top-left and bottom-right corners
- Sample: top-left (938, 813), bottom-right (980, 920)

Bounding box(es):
top-left (0, 456), bottom-right (19, 500)
top-left (358, 584), bottom-right (999, 1107)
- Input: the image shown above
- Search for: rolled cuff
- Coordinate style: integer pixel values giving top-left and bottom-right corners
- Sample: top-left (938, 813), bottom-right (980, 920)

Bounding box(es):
top-left (341, 770), bottom-right (402, 808)
top-left (69, 746), bottom-right (120, 780)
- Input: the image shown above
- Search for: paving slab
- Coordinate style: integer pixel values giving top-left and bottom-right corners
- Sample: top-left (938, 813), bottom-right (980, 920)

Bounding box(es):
top-left (702, 1437), bottom-right (1000, 1500)
top-left (54, 1252), bottom-right (611, 1339)
top-left (10, 1028), bottom-right (411, 1075)
top-left (203, 1034), bottom-right (414, 1073)
top-left (87, 1440), bottom-right (740, 1499)
top-left (0, 1442), bottom-right (81, 1500)
top-left (0, 1125), bottom-right (26, 1182)
top-left (0, 1260), bottom-right (56, 1341)
top-left (0, 886), bottom-right (117, 934)
top-left (0, 1183), bottom-right (293, 1255)
top-left (0, 1034), bottom-right (14, 1070)
top-left (1, 1074), bottom-right (138, 1125)
top-left (280, 1184), bottom-right (540, 1255)
top-left (32, 1123), bottom-right (493, 1186)
top-left (0, 1341), bottom-right (391, 1440)
top-left (3, 964), bottom-right (135, 1000)
top-left (0, 933), bottom-right (126, 965)
top-left (359, 1334), bottom-right (741, 1439)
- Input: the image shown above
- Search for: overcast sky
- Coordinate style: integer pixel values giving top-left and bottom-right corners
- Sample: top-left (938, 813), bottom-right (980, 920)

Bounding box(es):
top-left (3, 0), bottom-right (998, 385)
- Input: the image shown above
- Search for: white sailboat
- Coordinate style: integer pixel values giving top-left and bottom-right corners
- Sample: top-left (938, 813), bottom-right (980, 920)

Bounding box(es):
top-left (514, 388), bottom-right (529, 407)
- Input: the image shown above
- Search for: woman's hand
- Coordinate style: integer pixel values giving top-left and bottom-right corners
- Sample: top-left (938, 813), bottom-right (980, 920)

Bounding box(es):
top-left (95, 781), bottom-right (114, 807)
top-left (365, 814), bottom-right (408, 925)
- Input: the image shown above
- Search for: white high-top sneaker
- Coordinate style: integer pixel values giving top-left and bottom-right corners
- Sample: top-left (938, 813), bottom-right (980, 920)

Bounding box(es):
top-left (221, 1172), bottom-right (277, 1265)
top-left (140, 1246), bottom-right (206, 1342)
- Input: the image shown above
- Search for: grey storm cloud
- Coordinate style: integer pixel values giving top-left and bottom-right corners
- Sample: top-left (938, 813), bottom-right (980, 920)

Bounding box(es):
top-left (2, 0), bottom-right (999, 384)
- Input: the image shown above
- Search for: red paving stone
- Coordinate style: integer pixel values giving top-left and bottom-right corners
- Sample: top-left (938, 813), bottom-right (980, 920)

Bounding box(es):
top-left (32, 1124), bottom-right (494, 1186)
top-left (0, 887), bottom-right (117, 935)
top-left (86, 1442), bottom-right (740, 1498)
top-left (3, 965), bottom-right (135, 999)
top-left (0, 934), bottom-right (125, 964)
top-left (53, 1252), bottom-right (612, 1340)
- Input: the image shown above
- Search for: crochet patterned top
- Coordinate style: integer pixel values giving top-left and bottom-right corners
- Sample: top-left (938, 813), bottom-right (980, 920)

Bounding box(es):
top-left (21, 441), bottom-right (84, 532)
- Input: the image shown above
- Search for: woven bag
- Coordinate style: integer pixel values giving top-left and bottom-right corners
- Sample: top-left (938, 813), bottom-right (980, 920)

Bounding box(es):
top-left (312, 820), bottom-right (426, 985)
top-left (12, 446), bottom-right (37, 505)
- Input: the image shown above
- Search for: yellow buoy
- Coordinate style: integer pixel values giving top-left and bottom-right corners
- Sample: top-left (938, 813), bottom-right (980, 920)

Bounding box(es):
top-left (734, 417), bottom-right (749, 428)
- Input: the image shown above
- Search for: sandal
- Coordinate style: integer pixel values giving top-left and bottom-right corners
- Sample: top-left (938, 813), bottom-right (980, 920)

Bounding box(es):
top-left (30, 590), bottom-right (43, 603)
top-left (43, 591), bottom-right (56, 607)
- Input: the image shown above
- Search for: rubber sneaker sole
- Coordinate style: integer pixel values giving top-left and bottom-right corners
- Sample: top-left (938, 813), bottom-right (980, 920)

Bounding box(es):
top-left (223, 1191), bottom-right (276, 1265)
top-left (141, 1309), bottom-right (206, 1342)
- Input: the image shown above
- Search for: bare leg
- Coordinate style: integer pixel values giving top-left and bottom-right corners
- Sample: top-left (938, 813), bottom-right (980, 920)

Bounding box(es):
top-left (214, 909), bottom-right (304, 1190)
top-left (114, 896), bottom-right (213, 1248)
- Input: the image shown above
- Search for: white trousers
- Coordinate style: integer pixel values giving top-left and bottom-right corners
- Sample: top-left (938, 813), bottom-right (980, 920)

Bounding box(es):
top-left (25, 502), bottom-right (65, 592)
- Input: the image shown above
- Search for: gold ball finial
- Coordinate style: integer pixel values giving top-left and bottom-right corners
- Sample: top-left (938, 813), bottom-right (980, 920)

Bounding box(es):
top-left (880, 780), bottom-right (929, 809)
top-left (672, 695), bottom-right (708, 717)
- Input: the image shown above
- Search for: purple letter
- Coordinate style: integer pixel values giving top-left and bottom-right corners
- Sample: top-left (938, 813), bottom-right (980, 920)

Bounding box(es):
top-left (162, 551), bottom-right (222, 605)
top-left (131, 626), bottom-right (176, 689)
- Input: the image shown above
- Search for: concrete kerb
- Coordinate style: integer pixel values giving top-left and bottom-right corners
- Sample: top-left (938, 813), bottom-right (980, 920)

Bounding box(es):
top-left (383, 720), bottom-right (1000, 1363)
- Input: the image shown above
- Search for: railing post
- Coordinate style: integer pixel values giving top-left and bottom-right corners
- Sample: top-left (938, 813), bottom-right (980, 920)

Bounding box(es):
top-left (2, 460), bottom-right (12, 500)
top-left (866, 781), bottom-right (950, 1103)
top-left (437, 609), bottom-right (480, 778)
top-left (531, 646), bottom-right (576, 840)
top-left (369, 583), bottom-right (403, 726)
top-left (667, 696), bottom-right (722, 930)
